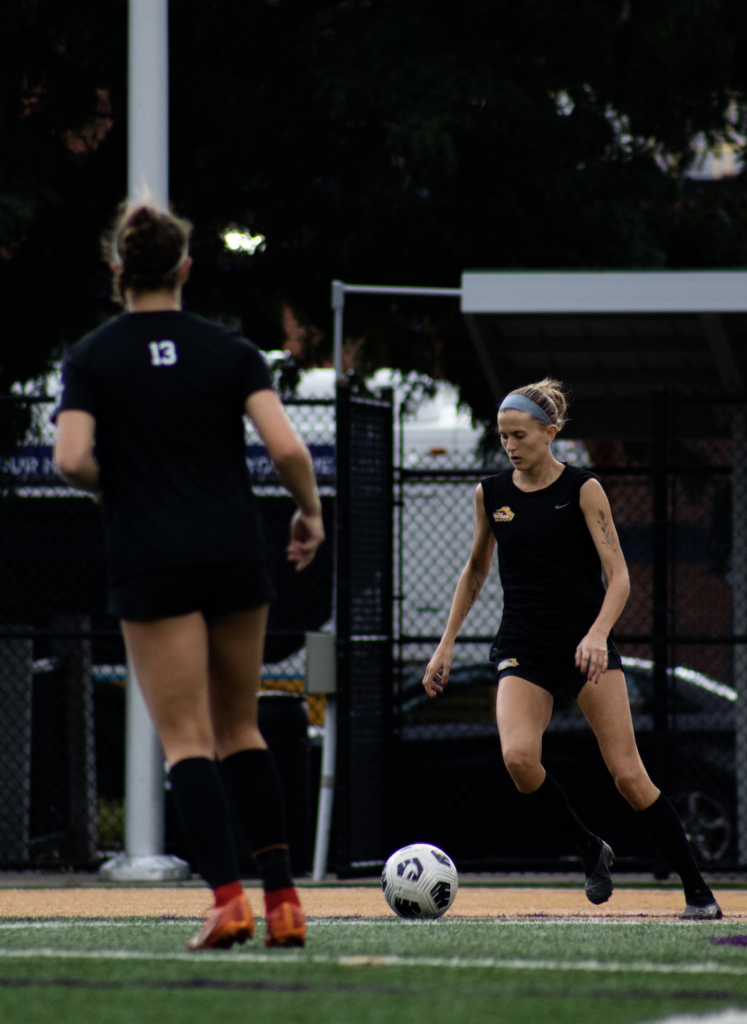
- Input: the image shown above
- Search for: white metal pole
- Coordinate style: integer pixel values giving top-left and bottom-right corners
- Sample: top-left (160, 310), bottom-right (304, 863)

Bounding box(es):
top-left (310, 281), bottom-right (345, 879)
top-left (101, 0), bottom-right (188, 881)
top-left (312, 696), bottom-right (337, 881)
top-left (128, 0), bottom-right (169, 208)
top-left (125, 0), bottom-right (168, 862)
top-left (331, 280), bottom-right (345, 379)
top-left (124, 658), bottom-right (164, 856)
top-left (101, 659), bottom-right (187, 879)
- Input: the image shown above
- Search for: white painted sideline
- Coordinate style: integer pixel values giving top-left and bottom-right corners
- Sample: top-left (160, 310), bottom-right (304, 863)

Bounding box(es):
top-left (2, 948), bottom-right (747, 975)
top-left (0, 918), bottom-right (724, 929)
top-left (644, 1014), bottom-right (747, 1024)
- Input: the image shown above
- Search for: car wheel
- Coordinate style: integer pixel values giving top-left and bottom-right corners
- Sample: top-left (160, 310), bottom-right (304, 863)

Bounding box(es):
top-left (671, 791), bottom-right (732, 862)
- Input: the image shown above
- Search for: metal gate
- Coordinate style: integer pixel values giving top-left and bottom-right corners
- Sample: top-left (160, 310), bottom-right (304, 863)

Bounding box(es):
top-left (334, 384), bottom-right (394, 876)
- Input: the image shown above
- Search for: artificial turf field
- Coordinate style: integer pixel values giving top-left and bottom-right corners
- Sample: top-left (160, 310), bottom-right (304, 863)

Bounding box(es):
top-left (3, 891), bottom-right (747, 1023)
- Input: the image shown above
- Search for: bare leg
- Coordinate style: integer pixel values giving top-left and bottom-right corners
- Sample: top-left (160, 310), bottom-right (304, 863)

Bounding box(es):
top-left (497, 673), bottom-right (609, 902)
top-left (123, 605), bottom-right (271, 761)
top-left (121, 612), bottom-right (214, 765)
top-left (577, 669), bottom-right (722, 913)
top-left (576, 669), bottom-right (660, 811)
top-left (207, 605), bottom-right (269, 759)
top-left (207, 604), bottom-right (304, 939)
top-left (496, 676), bottom-right (554, 793)
top-left (122, 612), bottom-right (248, 936)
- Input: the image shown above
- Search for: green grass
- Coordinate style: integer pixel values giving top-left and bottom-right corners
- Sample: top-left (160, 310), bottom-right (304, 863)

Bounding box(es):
top-left (2, 916), bottom-right (747, 1023)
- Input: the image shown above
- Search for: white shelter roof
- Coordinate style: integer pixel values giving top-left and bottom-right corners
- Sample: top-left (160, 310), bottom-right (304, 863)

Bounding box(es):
top-left (461, 270), bottom-right (747, 315)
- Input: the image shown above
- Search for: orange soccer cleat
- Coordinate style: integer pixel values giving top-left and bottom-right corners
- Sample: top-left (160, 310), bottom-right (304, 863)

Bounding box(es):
top-left (187, 894), bottom-right (255, 951)
top-left (264, 901), bottom-right (306, 948)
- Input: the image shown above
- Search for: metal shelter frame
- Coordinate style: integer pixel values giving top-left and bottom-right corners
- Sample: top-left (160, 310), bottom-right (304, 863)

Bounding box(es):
top-left (310, 281), bottom-right (462, 879)
top-left (330, 281), bottom-right (462, 377)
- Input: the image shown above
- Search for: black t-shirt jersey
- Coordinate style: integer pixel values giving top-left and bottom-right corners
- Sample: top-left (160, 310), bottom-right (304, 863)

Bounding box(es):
top-left (57, 310), bottom-right (274, 584)
top-left (480, 463), bottom-right (607, 658)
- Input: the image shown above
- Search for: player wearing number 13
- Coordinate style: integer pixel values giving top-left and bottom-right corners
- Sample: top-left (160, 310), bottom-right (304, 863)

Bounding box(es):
top-left (54, 203), bottom-right (324, 949)
top-left (56, 220), bottom-right (274, 588)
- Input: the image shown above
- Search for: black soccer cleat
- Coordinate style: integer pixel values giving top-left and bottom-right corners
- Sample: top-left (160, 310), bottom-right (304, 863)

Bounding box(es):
top-left (584, 839), bottom-right (615, 906)
top-left (680, 889), bottom-right (723, 920)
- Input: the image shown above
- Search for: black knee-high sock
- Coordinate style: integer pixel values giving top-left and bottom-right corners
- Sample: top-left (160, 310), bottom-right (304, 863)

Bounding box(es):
top-left (221, 748), bottom-right (294, 893)
top-left (521, 773), bottom-right (600, 871)
top-left (169, 757), bottom-right (240, 891)
top-left (638, 794), bottom-right (708, 897)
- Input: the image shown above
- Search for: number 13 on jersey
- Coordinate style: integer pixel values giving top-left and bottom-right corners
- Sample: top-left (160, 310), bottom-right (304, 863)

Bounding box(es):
top-left (149, 340), bottom-right (178, 366)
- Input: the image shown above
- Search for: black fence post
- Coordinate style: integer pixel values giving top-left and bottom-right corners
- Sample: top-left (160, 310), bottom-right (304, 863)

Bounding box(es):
top-left (652, 384), bottom-right (669, 739)
top-left (334, 381), bottom-right (352, 875)
top-left (53, 615), bottom-right (99, 865)
top-left (333, 383), bottom-right (394, 877)
top-left (651, 384), bottom-right (670, 878)
top-left (0, 629), bottom-right (33, 864)
top-left (379, 388), bottom-right (396, 860)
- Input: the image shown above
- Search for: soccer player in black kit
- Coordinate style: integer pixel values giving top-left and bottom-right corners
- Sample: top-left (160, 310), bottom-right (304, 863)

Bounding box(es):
top-left (423, 378), bottom-right (722, 919)
top-left (54, 203), bottom-right (325, 948)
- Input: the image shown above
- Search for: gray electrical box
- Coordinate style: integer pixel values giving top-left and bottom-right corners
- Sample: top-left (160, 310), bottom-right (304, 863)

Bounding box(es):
top-left (305, 632), bottom-right (336, 694)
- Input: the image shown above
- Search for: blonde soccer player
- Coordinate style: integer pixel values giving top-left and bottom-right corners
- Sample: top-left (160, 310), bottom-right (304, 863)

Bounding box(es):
top-left (55, 203), bottom-right (325, 948)
top-left (423, 378), bottom-right (721, 920)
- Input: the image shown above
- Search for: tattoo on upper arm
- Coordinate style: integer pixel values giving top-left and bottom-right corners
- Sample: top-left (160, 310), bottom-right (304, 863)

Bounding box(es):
top-left (596, 508), bottom-right (618, 552)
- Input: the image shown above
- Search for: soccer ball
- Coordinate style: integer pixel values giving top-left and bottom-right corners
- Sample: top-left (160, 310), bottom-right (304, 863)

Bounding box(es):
top-left (381, 843), bottom-right (458, 919)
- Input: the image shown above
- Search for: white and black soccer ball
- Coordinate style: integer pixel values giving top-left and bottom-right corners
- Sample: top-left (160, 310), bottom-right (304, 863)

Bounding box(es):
top-left (381, 843), bottom-right (458, 919)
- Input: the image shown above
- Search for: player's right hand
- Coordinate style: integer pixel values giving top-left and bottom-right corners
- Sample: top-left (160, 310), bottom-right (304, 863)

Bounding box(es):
top-left (422, 642), bottom-right (453, 699)
top-left (287, 510), bottom-right (325, 572)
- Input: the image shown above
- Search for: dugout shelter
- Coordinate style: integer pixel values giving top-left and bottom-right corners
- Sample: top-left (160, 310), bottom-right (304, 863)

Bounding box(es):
top-left (461, 270), bottom-right (747, 438)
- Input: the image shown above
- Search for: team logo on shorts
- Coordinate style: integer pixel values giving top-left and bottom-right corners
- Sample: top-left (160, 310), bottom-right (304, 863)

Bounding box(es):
top-left (497, 658), bottom-right (519, 671)
top-left (493, 506), bottom-right (515, 522)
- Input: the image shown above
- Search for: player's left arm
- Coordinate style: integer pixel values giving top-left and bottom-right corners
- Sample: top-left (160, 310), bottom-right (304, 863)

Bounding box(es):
top-left (576, 478), bottom-right (631, 684)
top-left (55, 410), bottom-right (101, 495)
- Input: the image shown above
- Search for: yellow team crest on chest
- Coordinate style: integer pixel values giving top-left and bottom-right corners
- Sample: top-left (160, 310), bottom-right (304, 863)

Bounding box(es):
top-left (493, 506), bottom-right (515, 522)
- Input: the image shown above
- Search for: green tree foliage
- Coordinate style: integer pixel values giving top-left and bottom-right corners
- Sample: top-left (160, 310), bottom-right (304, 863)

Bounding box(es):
top-left (0, 1), bottom-right (126, 390)
top-left (1, 0), bottom-right (746, 421)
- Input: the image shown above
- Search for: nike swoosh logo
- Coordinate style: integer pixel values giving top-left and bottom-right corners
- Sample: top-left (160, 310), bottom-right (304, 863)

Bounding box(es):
top-left (555, 502), bottom-right (570, 509)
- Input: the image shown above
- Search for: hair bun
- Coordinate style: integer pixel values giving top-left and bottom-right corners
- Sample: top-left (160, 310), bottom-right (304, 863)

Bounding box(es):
top-left (507, 377), bottom-right (570, 430)
top-left (103, 202), bottom-right (192, 303)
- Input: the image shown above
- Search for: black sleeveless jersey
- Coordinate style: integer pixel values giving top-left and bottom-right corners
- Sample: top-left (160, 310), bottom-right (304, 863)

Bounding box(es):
top-left (480, 464), bottom-right (607, 658)
top-left (57, 310), bottom-right (273, 584)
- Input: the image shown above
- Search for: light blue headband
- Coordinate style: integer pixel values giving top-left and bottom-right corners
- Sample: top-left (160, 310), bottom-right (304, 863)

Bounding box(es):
top-left (498, 394), bottom-right (552, 424)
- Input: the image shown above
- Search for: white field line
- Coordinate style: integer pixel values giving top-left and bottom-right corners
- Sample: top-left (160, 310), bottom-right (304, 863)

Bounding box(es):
top-left (307, 918), bottom-right (731, 928)
top-left (0, 949), bottom-right (301, 964)
top-left (1, 948), bottom-right (747, 975)
top-left (0, 921), bottom-right (195, 930)
top-left (335, 956), bottom-right (747, 976)
top-left (0, 918), bottom-right (740, 932)
top-left (648, 1014), bottom-right (747, 1024)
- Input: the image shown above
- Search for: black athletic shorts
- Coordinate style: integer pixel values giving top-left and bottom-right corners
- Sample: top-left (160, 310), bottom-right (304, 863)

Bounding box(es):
top-left (494, 638), bottom-right (623, 699)
top-left (108, 561), bottom-right (274, 622)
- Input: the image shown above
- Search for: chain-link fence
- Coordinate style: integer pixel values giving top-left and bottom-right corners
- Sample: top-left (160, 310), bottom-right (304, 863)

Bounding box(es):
top-left (3, 384), bottom-right (747, 875)
top-left (393, 394), bottom-right (747, 872)
top-left (0, 393), bottom-right (335, 870)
